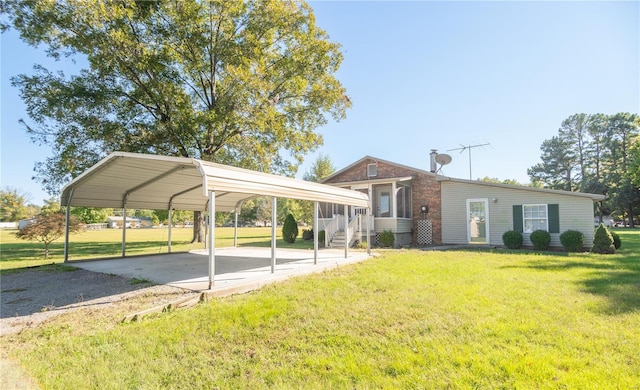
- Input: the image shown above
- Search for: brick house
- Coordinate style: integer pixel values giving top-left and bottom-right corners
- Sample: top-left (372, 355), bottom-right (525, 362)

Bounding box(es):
top-left (320, 155), bottom-right (605, 249)
top-left (320, 155), bottom-right (442, 247)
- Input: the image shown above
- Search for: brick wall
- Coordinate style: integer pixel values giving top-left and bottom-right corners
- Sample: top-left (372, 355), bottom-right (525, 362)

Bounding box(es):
top-left (325, 158), bottom-right (442, 245)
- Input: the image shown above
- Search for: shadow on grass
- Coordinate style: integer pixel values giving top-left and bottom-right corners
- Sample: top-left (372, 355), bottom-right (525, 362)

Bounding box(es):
top-left (501, 254), bottom-right (640, 315)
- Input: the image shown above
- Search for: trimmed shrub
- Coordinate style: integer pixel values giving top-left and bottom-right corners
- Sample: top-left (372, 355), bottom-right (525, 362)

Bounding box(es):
top-left (591, 223), bottom-right (615, 254)
top-left (318, 230), bottom-right (325, 246)
top-left (502, 230), bottom-right (523, 249)
top-left (282, 213), bottom-right (299, 244)
top-left (530, 229), bottom-right (551, 251)
top-left (610, 230), bottom-right (621, 249)
top-left (379, 230), bottom-right (395, 248)
top-left (302, 229), bottom-right (313, 241)
top-left (559, 230), bottom-right (584, 252)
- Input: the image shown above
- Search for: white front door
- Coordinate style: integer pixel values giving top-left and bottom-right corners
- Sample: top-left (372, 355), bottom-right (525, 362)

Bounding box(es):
top-left (467, 199), bottom-right (489, 244)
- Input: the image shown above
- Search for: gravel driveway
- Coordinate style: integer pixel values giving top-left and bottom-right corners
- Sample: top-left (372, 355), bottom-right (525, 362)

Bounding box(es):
top-left (1, 265), bottom-right (194, 336)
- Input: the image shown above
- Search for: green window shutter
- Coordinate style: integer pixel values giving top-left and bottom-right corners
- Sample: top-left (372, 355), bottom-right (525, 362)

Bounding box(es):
top-left (548, 204), bottom-right (560, 233)
top-left (513, 205), bottom-right (523, 232)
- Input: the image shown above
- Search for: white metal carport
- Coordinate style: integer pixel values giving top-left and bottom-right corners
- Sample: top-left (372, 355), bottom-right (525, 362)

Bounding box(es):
top-left (60, 152), bottom-right (371, 289)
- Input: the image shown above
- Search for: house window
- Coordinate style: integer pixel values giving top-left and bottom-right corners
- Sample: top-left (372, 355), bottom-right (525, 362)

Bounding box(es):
top-left (396, 185), bottom-right (412, 218)
top-left (523, 204), bottom-right (548, 233)
top-left (513, 204), bottom-right (559, 233)
top-left (367, 163), bottom-right (377, 177)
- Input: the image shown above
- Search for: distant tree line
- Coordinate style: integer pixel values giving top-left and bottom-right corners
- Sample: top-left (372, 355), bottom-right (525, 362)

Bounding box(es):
top-left (528, 113), bottom-right (640, 226)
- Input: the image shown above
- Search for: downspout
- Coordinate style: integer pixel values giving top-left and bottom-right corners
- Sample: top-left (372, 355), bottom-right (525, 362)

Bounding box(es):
top-left (63, 188), bottom-right (74, 263)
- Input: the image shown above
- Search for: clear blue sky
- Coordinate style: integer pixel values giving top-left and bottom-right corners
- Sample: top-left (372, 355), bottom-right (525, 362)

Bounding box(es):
top-left (1, 1), bottom-right (638, 205)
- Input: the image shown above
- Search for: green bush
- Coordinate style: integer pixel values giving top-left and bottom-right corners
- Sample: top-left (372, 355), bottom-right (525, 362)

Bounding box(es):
top-left (302, 229), bottom-right (313, 241)
top-left (610, 230), bottom-right (621, 249)
top-left (502, 230), bottom-right (523, 249)
top-left (559, 230), bottom-right (584, 252)
top-left (282, 213), bottom-right (299, 244)
top-left (318, 230), bottom-right (325, 246)
top-left (591, 224), bottom-right (615, 254)
top-left (379, 230), bottom-right (395, 248)
top-left (354, 241), bottom-right (368, 249)
top-left (529, 229), bottom-right (551, 251)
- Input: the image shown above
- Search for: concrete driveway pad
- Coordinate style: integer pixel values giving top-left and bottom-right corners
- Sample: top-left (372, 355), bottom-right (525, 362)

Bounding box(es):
top-left (72, 247), bottom-right (370, 295)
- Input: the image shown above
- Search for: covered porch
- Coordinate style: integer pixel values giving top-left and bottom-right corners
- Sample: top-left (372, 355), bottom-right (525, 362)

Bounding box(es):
top-left (317, 177), bottom-right (414, 247)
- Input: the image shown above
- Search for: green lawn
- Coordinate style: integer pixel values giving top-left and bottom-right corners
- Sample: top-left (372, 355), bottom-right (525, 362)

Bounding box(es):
top-left (2, 230), bottom-right (639, 388)
top-left (0, 227), bottom-right (314, 271)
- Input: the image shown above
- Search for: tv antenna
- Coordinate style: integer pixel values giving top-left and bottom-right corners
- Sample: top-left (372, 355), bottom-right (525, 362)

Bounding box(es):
top-left (447, 143), bottom-right (491, 180)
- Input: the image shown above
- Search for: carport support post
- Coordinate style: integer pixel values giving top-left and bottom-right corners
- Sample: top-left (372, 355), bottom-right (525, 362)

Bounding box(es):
top-left (208, 191), bottom-right (215, 289)
top-left (313, 201), bottom-right (319, 265)
top-left (168, 208), bottom-right (173, 253)
top-left (271, 197), bottom-right (277, 273)
top-left (122, 205), bottom-right (127, 257)
top-left (63, 188), bottom-right (74, 263)
top-left (234, 209), bottom-right (238, 247)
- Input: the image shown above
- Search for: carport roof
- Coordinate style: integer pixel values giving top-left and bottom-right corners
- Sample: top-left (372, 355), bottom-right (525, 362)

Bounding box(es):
top-left (61, 152), bottom-right (370, 212)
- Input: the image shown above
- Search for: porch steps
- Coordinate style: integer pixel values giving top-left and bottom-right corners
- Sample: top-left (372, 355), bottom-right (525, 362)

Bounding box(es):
top-left (329, 230), bottom-right (347, 248)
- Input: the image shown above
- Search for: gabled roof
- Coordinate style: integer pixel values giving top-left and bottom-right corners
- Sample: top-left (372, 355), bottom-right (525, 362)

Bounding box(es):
top-left (61, 152), bottom-right (370, 212)
top-left (323, 155), bottom-right (606, 202)
top-left (321, 155), bottom-right (441, 183)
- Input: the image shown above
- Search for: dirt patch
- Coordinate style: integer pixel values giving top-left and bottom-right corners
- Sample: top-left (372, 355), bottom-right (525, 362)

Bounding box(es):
top-left (0, 265), bottom-right (196, 336)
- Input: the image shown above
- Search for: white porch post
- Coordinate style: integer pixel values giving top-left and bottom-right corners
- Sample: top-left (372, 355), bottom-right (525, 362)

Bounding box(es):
top-left (208, 191), bottom-right (215, 289)
top-left (313, 201), bottom-right (319, 265)
top-left (168, 208), bottom-right (173, 253)
top-left (121, 205), bottom-right (127, 257)
top-left (271, 197), bottom-right (277, 273)
top-left (344, 203), bottom-right (348, 259)
top-left (391, 182), bottom-right (397, 218)
top-left (367, 207), bottom-right (371, 255)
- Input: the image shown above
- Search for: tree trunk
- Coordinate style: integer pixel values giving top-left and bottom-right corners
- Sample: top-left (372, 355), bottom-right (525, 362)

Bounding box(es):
top-left (192, 211), bottom-right (205, 243)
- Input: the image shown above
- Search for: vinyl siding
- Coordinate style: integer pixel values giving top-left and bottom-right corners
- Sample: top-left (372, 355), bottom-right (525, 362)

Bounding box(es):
top-left (441, 181), bottom-right (597, 247)
top-left (374, 218), bottom-right (412, 233)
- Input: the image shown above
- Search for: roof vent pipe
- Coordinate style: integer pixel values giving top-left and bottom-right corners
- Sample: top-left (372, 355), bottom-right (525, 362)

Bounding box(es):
top-left (429, 149), bottom-right (438, 173)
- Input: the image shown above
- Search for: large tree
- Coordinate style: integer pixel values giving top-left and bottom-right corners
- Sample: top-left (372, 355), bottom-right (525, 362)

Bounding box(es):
top-left (5, 0), bottom-right (350, 240)
top-left (529, 113), bottom-right (640, 225)
top-left (0, 187), bottom-right (33, 222)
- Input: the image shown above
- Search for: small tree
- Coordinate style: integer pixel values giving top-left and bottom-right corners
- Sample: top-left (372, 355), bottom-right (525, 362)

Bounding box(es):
top-left (14, 212), bottom-right (82, 258)
top-left (282, 213), bottom-right (299, 244)
top-left (591, 224), bottom-right (615, 254)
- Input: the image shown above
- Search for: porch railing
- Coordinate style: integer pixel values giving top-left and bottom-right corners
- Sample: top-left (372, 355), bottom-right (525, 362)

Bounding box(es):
top-left (324, 214), bottom-right (343, 247)
top-left (347, 214), bottom-right (361, 245)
